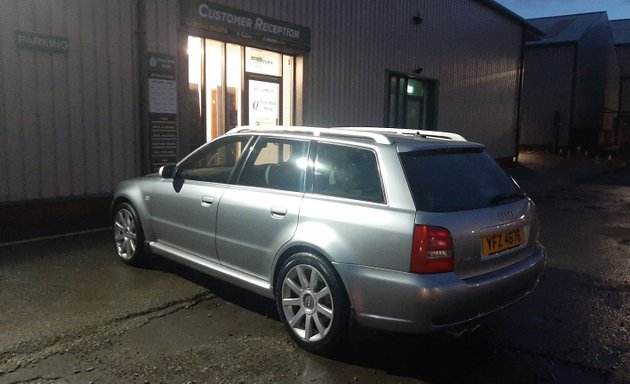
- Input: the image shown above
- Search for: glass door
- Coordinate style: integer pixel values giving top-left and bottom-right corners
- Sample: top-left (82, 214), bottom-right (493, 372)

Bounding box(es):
top-left (187, 37), bottom-right (294, 141)
top-left (247, 78), bottom-right (281, 126)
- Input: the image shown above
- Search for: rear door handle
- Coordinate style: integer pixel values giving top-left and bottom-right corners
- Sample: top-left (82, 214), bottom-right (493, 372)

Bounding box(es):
top-left (201, 196), bottom-right (215, 207)
top-left (270, 206), bottom-right (288, 218)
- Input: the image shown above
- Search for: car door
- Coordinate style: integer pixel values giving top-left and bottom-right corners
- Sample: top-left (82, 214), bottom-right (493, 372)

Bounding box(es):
top-left (150, 135), bottom-right (251, 261)
top-left (215, 136), bottom-right (309, 280)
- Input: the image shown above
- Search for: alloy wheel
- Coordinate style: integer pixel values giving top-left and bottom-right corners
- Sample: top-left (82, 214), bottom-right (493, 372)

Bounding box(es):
top-left (114, 208), bottom-right (138, 260)
top-left (281, 264), bottom-right (334, 342)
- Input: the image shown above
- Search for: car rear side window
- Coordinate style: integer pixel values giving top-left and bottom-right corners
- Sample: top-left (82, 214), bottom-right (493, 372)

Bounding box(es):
top-left (312, 143), bottom-right (384, 203)
top-left (399, 148), bottom-right (520, 212)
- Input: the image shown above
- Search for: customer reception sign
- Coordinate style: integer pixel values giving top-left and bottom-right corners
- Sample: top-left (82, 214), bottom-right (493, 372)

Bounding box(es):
top-left (180, 0), bottom-right (311, 52)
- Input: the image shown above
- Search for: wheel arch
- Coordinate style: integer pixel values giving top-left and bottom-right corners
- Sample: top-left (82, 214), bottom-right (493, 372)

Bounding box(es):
top-left (272, 244), bottom-right (353, 311)
top-left (111, 185), bottom-right (155, 242)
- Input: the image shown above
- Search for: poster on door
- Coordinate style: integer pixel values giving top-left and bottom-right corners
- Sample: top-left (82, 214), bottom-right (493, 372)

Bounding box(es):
top-left (249, 80), bottom-right (279, 126)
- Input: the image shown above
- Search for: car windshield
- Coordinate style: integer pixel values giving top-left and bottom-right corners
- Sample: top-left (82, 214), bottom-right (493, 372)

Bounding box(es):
top-left (399, 148), bottom-right (521, 212)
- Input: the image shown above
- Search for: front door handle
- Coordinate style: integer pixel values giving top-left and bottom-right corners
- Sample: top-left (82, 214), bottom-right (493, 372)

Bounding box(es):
top-left (201, 196), bottom-right (215, 207)
top-left (270, 206), bottom-right (288, 218)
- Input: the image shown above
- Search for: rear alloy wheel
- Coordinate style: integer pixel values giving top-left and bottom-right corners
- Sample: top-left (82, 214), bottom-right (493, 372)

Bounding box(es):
top-left (276, 253), bottom-right (349, 353)
top-left (113, 203), bottom-right (147, 266)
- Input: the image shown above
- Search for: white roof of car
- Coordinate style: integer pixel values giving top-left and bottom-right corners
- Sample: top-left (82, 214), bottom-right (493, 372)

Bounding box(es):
top-left (228, 126), bottom-right (467, 145)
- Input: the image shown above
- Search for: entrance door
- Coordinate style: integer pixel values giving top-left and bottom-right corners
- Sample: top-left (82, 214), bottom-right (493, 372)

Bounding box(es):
top-left (187, 37), bottom-right (295, 142)
top-left (247, 77), bottom-right (281, 126)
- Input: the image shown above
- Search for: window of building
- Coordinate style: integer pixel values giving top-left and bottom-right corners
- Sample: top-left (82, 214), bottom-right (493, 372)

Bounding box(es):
top-left (187, 37), bottom-right (295, 142)
top-left (386, 73), bottom-right (438, 130)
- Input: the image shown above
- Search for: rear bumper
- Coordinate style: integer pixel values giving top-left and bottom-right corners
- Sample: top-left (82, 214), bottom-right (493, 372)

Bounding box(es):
top-left (334, 244), bottom-right (546, 333)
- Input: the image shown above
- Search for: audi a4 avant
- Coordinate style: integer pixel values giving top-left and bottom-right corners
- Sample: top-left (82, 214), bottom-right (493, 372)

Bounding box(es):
top-left (112, 126), bottom-right (546, 352)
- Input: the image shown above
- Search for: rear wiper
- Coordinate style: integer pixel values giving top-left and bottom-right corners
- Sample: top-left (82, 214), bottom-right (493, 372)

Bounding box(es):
top-left (490, 191), bottom-right (526, 205)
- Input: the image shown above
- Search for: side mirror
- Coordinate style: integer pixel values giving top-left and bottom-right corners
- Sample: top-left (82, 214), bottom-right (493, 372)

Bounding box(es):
top-left (159, 164), bottom-right (178, 179)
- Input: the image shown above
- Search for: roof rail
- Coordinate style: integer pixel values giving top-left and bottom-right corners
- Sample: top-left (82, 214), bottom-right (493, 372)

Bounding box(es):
top-left (337, 127), bottom-right (466, 142)
top-left (228, 125), bottom-right (392, 144)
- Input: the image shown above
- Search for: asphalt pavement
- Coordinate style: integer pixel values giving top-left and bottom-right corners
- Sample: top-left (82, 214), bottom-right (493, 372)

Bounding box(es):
top-left (0, 151), bottom-right (628, 383)
top-left (508, 151), bottom-right (616, 194)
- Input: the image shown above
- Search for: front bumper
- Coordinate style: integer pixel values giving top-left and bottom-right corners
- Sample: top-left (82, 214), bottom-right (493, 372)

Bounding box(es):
top-left (333, 244), bottom-right (546, 333)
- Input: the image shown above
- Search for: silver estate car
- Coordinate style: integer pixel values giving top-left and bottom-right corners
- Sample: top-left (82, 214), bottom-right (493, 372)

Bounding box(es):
top-left (112, 126), bottom-right (546, 352)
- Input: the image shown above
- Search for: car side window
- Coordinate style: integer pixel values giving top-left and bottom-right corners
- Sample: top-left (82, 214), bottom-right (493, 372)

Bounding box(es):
top-left (237, 137), bottom-right (309, 192)
top-left (177, 136), bottom-right (250, 183)
top-left (313, 143), bottom-right (384, 203)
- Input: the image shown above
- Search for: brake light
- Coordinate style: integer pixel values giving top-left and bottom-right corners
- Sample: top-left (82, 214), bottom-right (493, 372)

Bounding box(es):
top-left (411, 225), bottom-right (454, 274)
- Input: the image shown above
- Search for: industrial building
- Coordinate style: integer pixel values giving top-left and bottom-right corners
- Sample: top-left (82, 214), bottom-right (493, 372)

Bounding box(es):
top-left (0, 0), bottom-right (537, 207)
top-left (519, 12), bottom-right (621, 151)
top-left (612, 19), bottom-right (630, 126)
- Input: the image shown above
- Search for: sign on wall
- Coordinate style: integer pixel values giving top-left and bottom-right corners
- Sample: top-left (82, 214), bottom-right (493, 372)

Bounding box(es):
top-left (180, 0), bottom-right (311, 52)
top-left (16, 31), bottom-right (69, 54)
top-left (245, 47), bottom-right (282, 77)
top-left (147, 53), bottom-right (178, 172)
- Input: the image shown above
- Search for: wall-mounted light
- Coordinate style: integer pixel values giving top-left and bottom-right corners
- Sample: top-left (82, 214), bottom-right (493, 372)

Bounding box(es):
top-left (413, 67), bottom-right (424, 75)
top-left (413, 12), bottom-right (423, 26)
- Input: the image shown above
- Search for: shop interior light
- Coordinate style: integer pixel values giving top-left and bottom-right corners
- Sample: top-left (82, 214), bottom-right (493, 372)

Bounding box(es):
top-left (187, 36), bottom-right (203, 87)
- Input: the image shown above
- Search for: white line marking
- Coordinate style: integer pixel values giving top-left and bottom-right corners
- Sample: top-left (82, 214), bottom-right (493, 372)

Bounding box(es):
top-left (0, 227), bottom-right (111, 247)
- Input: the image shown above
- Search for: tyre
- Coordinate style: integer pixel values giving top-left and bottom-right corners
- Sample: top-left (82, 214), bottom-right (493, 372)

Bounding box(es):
top-left (113, 202), bottom-right (147, 266)
top-left (275, 252), bottom-right (349, 353)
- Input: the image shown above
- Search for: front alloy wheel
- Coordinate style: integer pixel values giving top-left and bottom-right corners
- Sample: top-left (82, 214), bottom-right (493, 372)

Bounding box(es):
top-left (113, 203), bottom-right (146, 265)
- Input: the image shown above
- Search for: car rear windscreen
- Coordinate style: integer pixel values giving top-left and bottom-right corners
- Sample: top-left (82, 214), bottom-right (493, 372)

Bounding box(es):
top-left (399, 148), bottom-right (521, 212)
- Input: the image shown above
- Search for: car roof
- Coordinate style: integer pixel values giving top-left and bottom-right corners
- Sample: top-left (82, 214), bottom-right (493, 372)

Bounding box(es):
top-left (228, 126), bottom-right (484, 151)
top-left (391, 136), bottom-right (484, 152)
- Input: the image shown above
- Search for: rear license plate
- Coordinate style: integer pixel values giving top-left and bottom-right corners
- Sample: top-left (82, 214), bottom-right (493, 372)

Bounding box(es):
top-left (481, 227), bottom-right (525, 256)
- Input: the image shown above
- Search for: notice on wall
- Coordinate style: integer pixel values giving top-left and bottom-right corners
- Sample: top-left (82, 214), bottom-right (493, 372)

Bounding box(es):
top-left (149, 78), bottom-right (177, 114)
top-left (147, 53), bottom-right (178, 172)
top-left (249, 79), bottom-right (280, 126)
top-left (150, 114), bottom-right (178, 171)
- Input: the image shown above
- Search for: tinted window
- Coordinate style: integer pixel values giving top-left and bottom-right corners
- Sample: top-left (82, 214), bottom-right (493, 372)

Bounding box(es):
top-left (313, 144), bottom-right (384, 203)
top-left (400, 149), bottom-right (520, 212)
top-left (178, 136), bottom-right (250, 183)
top-left (237, 137), bottom-right (309, 192)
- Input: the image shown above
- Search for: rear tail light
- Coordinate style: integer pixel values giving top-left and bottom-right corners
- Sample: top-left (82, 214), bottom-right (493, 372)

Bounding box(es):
top-left (411, 225), bottom-right (454, 274)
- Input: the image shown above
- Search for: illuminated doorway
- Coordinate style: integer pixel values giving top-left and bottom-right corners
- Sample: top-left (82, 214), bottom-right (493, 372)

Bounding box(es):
top-left (187, 37), bottom-right (295, 141)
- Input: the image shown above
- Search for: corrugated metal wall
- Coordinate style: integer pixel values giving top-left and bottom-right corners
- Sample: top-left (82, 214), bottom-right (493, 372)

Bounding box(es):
top-left (144, 0), bottom-right (179, 56)
top-left (205, 0), bottom-right (524, 158)
top-left (574, 14), bottom-right (616, 136)
top-left (0, 0), bottom-right (139, 203)
top-left (619, 46), bottom-right (630, 78)
top-left (602, 36), bottom-right (621, 134)
top-left (520, 45), bottom-right (575, 147)
top-left (619, 46), bottom-right (630, 115)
